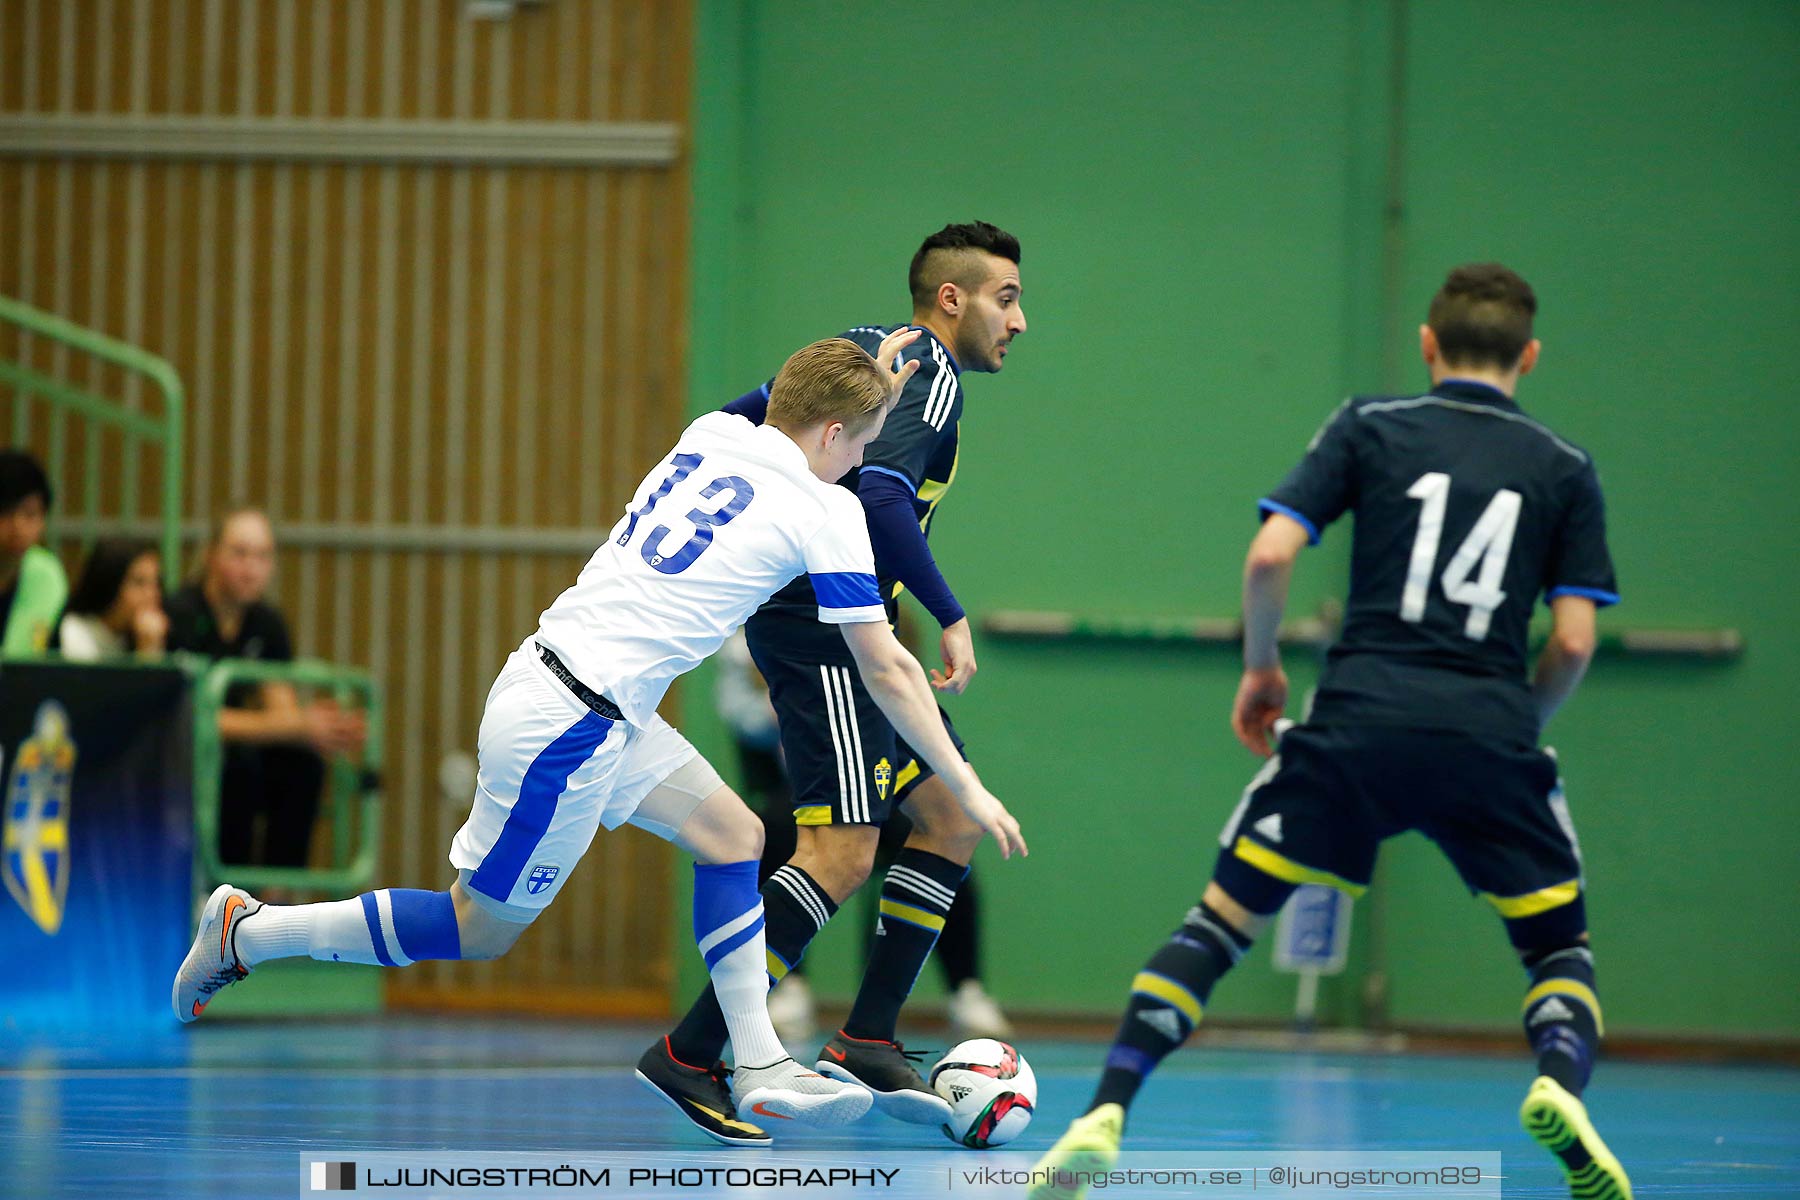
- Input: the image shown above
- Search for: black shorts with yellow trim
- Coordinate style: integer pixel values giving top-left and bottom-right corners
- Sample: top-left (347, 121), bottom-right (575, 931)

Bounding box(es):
top-left (890, 717), bottom-right (965, 806)
top-left (1213, 724), bottom-right (1586, 945)
top-left (745, 614), bottom-right (966, 829)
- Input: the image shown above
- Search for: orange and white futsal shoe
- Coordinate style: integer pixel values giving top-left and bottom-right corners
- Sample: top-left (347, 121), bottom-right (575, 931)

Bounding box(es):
top-left (171, 883), bottom-right (259, 1023)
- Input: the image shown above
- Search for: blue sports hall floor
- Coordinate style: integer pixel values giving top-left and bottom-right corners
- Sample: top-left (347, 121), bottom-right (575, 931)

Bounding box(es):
top-left (3, 1017), bottom-right (1795, 1198)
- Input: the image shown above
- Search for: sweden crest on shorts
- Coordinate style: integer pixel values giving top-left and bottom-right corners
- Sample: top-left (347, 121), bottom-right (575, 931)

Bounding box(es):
top-left (3, 701), bottom-right (78, 936)
top-left (526, 864), bottom-right (561, 895)
top-left (873, 758), bottom-right (892, 801)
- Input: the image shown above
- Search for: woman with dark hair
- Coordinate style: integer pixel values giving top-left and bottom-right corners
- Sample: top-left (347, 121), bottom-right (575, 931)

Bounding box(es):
top-left (56, 538), bottom-right (168, 661)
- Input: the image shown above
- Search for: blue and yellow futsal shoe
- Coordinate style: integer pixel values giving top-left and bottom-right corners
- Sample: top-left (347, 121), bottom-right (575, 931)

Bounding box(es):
top-left (1026, 1103), bottom-right (1123, 1200)
top-left (635, 1038), bottom-right (772, 1147)
top-left (1521, 1075), bottom-right (1633, 1199)
top-left (171, 883), bottom-right (258, 1023)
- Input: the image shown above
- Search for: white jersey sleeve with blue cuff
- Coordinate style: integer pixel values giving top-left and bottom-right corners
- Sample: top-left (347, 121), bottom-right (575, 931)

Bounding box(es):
top-left (803, 489), bottom-right (888, 625)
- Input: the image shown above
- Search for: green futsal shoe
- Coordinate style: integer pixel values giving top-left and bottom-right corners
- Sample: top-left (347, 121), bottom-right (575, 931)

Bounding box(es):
top-left (1026, 1103), bottom-right (1123, 1200)
top-left (1520, 1075), bottom-right (1633, 1199)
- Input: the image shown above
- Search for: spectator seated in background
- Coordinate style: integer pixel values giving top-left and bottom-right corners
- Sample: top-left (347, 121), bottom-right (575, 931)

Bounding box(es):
top-left (0, 449), bottom-right (69, 655)
top-left (165, 507), bottom-right (366, 869)
top-left (55, 538), bottom-right (168, 661)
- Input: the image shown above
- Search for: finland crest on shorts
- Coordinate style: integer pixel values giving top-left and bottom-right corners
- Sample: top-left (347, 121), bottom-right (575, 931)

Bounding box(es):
top-left (526, 864), bottom-right (561, 895)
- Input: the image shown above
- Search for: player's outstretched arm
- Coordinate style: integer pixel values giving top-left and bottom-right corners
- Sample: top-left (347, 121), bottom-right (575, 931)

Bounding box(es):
top-left (1532, 595), bottom-right (1597, 729)
top-left (838, 619), bottom-right (1026, 859)
top-left (1232, 514), bottom-right (1309, 756)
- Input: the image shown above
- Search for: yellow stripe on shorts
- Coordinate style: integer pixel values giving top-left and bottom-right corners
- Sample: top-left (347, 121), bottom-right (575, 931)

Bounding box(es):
top-left (1232, 837), bottom-right (1369, 898)
top-left (794, 804), bottom-right (834, 827)
top-left (892, 759), bottom-right (922, 796)
top-left (1480, 879), bottom-right (1581, 918)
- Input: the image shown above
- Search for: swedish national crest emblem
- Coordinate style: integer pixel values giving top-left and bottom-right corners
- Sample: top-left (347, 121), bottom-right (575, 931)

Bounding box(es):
top-left (4, 701), bottom-right (78, 935)
top-left (873, 758), bottom-right (892, 801)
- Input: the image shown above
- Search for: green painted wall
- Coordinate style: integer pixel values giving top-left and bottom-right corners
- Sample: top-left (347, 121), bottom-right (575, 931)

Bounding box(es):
top-left (681, 0), bottom-right (1800, 1040)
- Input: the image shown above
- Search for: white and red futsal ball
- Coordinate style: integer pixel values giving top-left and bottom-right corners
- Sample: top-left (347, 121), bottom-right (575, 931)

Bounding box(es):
top-left (929, 1038), bottom-right (1037, 1148)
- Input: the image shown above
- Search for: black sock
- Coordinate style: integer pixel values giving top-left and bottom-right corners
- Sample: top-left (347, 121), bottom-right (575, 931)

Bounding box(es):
top-left (1522, 945), bottom-right (1601, 1096)
top-left (936, 872), bottom-right (981, 989)
top-left (1091, 902), bottom-right (1251, 1114)
top-left (843, 848), bottom-right (966, 1041)
top-left (667, 864), bottom-right (837, 1064)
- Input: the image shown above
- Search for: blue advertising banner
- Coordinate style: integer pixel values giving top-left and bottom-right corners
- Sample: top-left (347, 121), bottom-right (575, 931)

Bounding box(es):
top-left (0, 661), bottom-right (193, 1029)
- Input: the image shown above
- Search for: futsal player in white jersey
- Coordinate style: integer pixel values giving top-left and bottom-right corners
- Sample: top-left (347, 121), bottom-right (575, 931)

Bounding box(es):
top-left (173, 331), bottom-right (1025, 1146)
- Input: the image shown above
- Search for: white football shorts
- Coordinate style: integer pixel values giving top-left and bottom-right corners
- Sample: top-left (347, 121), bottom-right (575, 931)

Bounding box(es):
top-left (449, 640), bottom-right (721, 920)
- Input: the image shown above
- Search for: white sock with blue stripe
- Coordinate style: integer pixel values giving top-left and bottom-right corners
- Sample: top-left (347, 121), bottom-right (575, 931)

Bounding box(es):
top-left (235, 889), bottom-right (462, 968)
top-left (694, 860), bottom-right (784, 1069)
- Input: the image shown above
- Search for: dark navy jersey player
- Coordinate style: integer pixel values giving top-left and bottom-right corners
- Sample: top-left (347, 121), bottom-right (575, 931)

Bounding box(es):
top-left (661, 222), bottom-right (1030, 1130)
top-left (725, 316), bottom-right (973, 640)
top-left (1034, 264), bottom-right (1633, 1200)
top-left (1257, 358), bottom-right (1617, 751)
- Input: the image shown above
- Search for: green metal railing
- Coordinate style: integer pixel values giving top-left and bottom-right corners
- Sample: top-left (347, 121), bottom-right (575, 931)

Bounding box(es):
top-left (0, 294), bottom-right (185, 590)
top-left (1, 300), bottom-right (381, 893)
top-left (192, 658), bottom-right (384, 893)
top-left (981, 608), bottom-right (1746, 660)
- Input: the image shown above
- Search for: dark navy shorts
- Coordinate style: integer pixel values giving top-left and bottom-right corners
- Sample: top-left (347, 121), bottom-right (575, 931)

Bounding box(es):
top-left (746, 616), bottom-right (966, 828)
top-left (1213, 724), bottom-right (1586, 942)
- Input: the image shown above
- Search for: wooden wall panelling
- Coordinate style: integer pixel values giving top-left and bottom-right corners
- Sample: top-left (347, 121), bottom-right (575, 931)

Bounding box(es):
top-left (0, 0), bottom-right (691, 1012)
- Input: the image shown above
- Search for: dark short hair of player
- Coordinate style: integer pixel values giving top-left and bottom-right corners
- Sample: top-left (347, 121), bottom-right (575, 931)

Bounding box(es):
top-left (908, 221), bottom-right (1022, 311)
top-left (0, 448), bottom-right (54, 513)
top-left (65, 538), bottom-right (158, 618)
top-left (1427, 263), bottom-right (1538, 370)
top-left (767, 338), bottom-right (892, 435)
